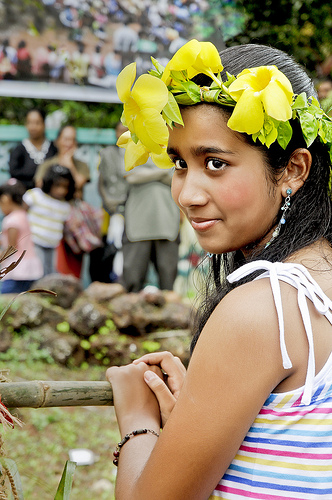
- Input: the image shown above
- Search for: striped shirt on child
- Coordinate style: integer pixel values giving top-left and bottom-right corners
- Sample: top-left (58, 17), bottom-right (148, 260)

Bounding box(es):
top-left (23, 187), bottom-right (70, 248)
top-left (210, 261), bottom-right (332, 500)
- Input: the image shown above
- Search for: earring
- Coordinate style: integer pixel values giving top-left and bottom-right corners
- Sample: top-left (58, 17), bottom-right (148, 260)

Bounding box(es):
top-left (265, 188), bottom-right (292, 249)
top-left (207, 252), bottom-right (214, 258)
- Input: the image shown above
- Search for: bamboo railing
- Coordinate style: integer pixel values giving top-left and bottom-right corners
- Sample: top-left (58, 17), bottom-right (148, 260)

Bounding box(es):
top-left (0, 381), bottom-right (113, 408)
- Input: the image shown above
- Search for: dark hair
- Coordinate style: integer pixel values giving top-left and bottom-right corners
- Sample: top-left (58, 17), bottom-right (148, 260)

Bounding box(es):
top-left (42, 165), bottom-right (75, 201)
top-left (190, 44), bottom-right (332, 353)
top-left (0, 179), bottom-right (26, 205)
top-left (56, 124), bottom-right (76, 141)
top-left (17, 40), bottom-right (26, 49)
top-left (26, 108), bottom-right (46, 123)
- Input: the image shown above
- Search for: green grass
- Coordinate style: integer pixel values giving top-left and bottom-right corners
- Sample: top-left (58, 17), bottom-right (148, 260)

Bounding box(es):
top-left (0, 361), bottom-right (120, 499)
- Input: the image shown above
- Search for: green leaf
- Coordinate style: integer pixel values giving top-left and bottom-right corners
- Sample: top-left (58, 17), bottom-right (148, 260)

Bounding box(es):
top-left (150, 57), bottom-right (165, 77)
top-left (54, 460), bottom-right (76, 500)
top-left (163, 92), bottom-right (184, 126)
top-left (292, 92), bottom-right (308, 110)
top-left (0, 458), bottom-right (24, 500)
top-left (179, 81), bottom-right (201, 102)
top-left (298, 110), bottom-right (319, 146)
top-left (265, 125), bottom-right (278, 148)
top-left (162, 111), bottom-right (173, 128)
top-left (56, 321), bottom-right (70, 333)
top-left (321, 119), bottom-right (332, 143)
top-left (277, 120), bottom-right (293, 149)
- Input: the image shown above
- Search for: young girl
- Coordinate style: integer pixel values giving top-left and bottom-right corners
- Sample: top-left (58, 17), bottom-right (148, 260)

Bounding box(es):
top-left (106, 41), bottom-right (332, 499)
top-left (0, 179), bottom-right (43, 293)
top-left (23, 164), bottom-right (75, 276)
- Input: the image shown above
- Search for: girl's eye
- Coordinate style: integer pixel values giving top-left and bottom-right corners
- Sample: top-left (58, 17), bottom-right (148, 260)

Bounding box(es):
top-left (206, 159), bottom-right (227, 171)
top-left (173, 158), bottom-right (187, 170)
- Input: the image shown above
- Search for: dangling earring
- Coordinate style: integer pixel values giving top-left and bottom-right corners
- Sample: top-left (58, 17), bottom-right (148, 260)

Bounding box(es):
top-left (265, 188), bottom-right (292, 249)
top-left (207, 252), bottom-right (214, 258)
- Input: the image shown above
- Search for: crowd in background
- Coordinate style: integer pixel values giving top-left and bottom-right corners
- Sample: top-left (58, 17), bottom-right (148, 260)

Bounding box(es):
top-left (0, 108), bottom-right (205, 297)
top-left (0, 0), bottom-right (212, 87)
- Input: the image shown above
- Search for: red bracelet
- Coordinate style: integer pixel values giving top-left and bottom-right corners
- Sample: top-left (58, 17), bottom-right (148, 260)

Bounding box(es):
top-left (113, 428), bottom-right (160, 466)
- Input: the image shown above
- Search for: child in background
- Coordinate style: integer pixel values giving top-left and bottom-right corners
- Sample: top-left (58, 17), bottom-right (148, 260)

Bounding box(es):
top-left (23, 165), bottom-right (75, 276)
top-left (0, 179), bottom-right (43, 293)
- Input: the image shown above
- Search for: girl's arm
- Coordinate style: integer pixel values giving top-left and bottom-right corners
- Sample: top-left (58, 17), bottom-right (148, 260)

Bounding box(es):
top-left (107, 278), bottom-right (294, 500)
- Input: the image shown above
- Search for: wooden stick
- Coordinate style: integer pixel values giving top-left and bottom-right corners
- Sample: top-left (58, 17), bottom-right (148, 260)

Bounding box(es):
top-left (0, 381), bottom-right (113, 408)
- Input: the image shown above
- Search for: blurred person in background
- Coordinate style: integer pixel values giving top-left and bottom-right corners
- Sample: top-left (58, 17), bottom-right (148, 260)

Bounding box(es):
top-left (0, 178), bottom-right (43, 293)
top-left (34, 124), bottom-right (90, 191)
top-left (23, 165), bottom-right (75, 276)
top-left (9, 109), bottom-right (57, 190)
top-left (35, 124), bottom-right (91, 279)
top-left (121, 158), bottom-right (180, 292)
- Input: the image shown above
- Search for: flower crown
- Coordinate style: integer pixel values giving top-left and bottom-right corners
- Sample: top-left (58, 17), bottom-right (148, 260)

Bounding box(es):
top-left (116, 39), bottom-right (332, 172)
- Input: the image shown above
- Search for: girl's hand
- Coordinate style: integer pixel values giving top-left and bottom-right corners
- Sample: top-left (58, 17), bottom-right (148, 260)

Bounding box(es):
top-left (106, 362), bottom-right (162, 435)
top-left (133, 352), bottom-right (187, 426)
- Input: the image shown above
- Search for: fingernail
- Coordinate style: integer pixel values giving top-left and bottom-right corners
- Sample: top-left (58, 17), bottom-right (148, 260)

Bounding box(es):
top-left (144, 371), bottom-right (157, 382)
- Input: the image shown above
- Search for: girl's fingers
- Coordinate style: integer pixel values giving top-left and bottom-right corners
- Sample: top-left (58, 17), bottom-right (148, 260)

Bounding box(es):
top-left (144, 370), bottom-right (177, 427)
top-left (133, 351), bottom-right (187, 374)
top-left (134, 352), bottom-right (186, 398)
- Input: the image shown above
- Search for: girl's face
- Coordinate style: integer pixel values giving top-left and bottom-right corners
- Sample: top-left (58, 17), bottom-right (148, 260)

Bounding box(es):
top-left (26, 111), bottom-right (45, 141)
top-left (50, 178), bottom-right (70, 200)
top-left (170, 105), bottom-right (284, 255)
top-left (0, 194), bottom-right (13, 216)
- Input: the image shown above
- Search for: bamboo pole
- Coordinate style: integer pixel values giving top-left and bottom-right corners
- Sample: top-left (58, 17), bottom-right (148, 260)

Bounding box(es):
top-left (0, 381), bottom-right (113, 408)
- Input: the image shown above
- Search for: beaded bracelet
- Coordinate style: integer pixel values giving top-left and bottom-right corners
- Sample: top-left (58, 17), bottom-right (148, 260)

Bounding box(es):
top-left (113, 428), bottom-right (160, 466)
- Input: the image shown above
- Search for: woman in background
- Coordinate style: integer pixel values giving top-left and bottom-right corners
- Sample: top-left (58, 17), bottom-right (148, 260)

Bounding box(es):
top-left (9, 108), bottom-right (57, 189)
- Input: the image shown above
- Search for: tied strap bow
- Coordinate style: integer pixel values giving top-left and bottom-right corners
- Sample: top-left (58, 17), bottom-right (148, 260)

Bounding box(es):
top-left (227, 260), bottom-right (332, 405)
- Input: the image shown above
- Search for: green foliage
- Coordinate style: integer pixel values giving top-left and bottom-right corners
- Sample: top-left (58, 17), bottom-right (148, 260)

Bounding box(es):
top-left (98, 319), bottom-right (117, 335)
top-left (54, 461), bottom-right (77, 500)
top-left (57, 322), bottom-right (71, 333)
top-left (0, 97), bottom-right (122, 128)
top-left (141, 340), bottom-right (161, 353)
top-left (0, 331), bottom-right (54, 365)
top-left (228, 0), bottom-right (332, 76)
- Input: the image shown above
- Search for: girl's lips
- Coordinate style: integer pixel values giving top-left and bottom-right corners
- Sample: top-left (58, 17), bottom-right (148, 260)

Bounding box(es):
top-left (190, 218), bottom-right (219, 232)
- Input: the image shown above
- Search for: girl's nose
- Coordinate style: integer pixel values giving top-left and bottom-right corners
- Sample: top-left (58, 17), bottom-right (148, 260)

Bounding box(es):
top-left (176, 171), bottom-right (209, 209)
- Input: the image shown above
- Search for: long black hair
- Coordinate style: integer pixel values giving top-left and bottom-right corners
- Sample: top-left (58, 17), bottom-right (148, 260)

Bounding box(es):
top-left (190, 44), bottom-right (332, 353)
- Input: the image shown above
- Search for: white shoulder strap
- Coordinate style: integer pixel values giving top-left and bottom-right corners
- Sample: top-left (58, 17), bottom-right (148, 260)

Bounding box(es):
top-left (227, 260), bottom-right (332, 405)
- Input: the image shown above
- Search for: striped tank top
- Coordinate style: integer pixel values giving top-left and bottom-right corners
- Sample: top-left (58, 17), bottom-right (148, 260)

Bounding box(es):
top-left (209, 260), bottom-right (332, 500)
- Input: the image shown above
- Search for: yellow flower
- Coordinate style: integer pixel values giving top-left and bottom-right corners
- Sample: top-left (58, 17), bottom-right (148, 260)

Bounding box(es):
top-left (162, 39), bottom-right (223, 87)
top-left (227, 66), bottom-right (294, 134)
top-left (116, 63), bottom-right (169, 154)
top-left (117, 131), bottom-right (173, 171)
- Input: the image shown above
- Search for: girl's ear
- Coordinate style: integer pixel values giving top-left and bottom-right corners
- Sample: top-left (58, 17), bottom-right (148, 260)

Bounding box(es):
top-left (280, 148), bottom-right (312, 197)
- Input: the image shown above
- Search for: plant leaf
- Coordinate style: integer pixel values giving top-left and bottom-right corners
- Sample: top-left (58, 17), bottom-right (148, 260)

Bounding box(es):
top-left (0, 458), bottom-right (24, 500)
top-left (277, 120), bottom-right (293, 149)
top-left (162, 91), bottom-right (184, 126)
top-left (54, 460), bottom-right (76, 500)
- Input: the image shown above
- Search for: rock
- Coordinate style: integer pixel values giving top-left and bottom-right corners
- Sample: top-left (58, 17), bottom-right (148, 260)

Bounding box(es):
top-left (87, 331), bottom-right (137, 366)
top-left (2, 294), bottom-right (45, 329)
top-left (36, 325), bottom-right (81, 365)
top-left (109, 294), bottom-right (142, 332)
top-left (139, 286), bottom-right (166, 306)
top-left (33, 273), bottom-right (82, 308)
top-left (0, 328), bottom-right (12, 352)
top-left (110, 294), bottom-right (192, 335)
top-left (68, 299), bottom-right (108, 337)
top-left (83, 282), bottom-right (125, 304)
